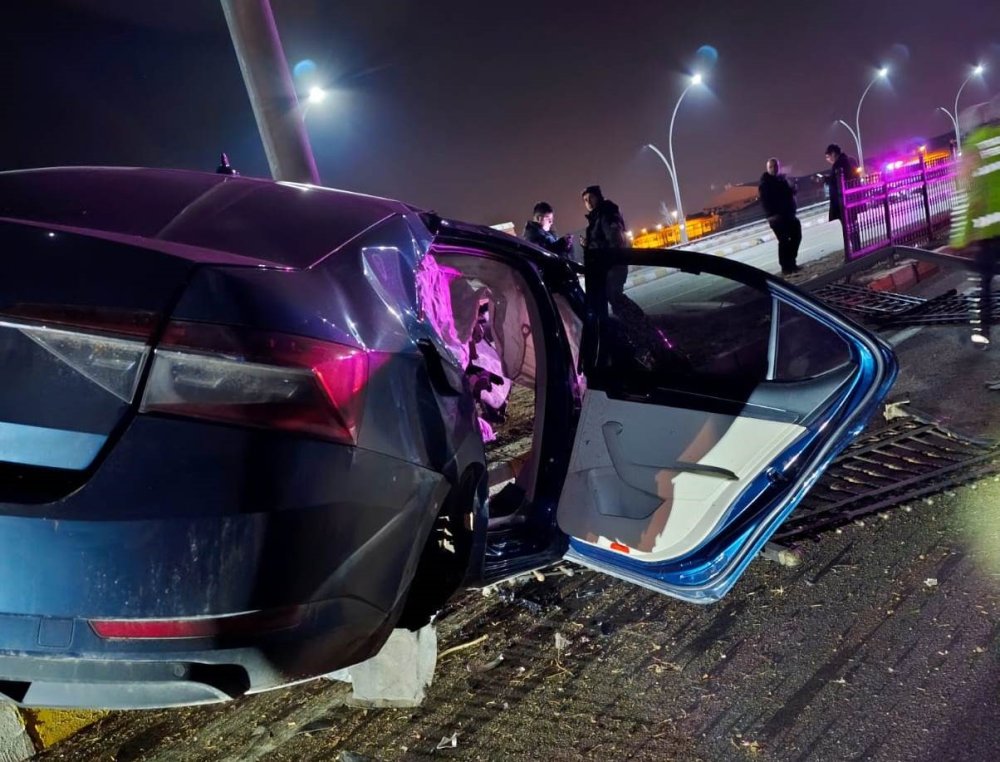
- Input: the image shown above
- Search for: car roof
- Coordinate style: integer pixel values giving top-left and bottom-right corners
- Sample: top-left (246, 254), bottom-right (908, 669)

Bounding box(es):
top-left (0, 166), bottom-right (417, 268)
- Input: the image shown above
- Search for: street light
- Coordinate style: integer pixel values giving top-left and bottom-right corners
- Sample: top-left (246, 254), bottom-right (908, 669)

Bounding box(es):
top-left (300, 85), bottom-right (329, 119)
top-left (835, 119), bottom-right (861, 161)
top-left (645, 72), bottom-right (706, 244)
top-left (853, 66), bottom-right (889, 173)
top-left (937, 63), bottom-right (986, 156)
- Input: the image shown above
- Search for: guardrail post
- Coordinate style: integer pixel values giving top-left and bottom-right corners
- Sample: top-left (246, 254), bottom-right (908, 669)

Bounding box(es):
top-left (839, 169), bottom-right (852, 262)
top-left (919, 154), bottom-right (934, 243)
top-left (881, 175), bottom-right (893, 247)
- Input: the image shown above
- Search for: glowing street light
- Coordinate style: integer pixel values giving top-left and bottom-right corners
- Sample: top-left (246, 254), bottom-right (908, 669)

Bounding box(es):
top-left (937, 63), bottom-right (987, 156)
top-left (298, 85), bottom-right (330, 122)
top-left (852, 66), bottom-right (889, 172)
top-left (645, 71), bottom-right (706, 244)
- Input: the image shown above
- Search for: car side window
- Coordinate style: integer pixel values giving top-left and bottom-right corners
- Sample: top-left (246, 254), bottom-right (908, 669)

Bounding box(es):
top-left (603, 269), bottom-right (773, 392)
top-left (773, 299), bottom-right (851, 380)
top-left (598, 265), bottom-right (854, 396)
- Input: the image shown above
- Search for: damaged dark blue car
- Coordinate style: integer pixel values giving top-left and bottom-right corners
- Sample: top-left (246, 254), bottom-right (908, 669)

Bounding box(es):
top-left (0, 167), bottom-right (896, 708)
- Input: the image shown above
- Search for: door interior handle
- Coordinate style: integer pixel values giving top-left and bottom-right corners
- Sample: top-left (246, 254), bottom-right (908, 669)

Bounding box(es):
top-left (601, 420), bottom-right (738, 499)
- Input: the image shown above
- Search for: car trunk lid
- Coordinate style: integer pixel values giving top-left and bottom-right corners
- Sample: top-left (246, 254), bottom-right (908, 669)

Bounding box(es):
top-left (0, 219), bottom-right (267, 478)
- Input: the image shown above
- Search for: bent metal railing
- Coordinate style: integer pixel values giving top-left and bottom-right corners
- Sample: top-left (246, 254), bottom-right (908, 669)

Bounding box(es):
top-left (839, 155), bottom-right (958, 261)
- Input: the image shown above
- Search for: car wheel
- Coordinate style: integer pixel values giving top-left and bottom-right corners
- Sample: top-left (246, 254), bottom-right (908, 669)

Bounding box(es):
top-left (396, 465), bottom-right (482, 630)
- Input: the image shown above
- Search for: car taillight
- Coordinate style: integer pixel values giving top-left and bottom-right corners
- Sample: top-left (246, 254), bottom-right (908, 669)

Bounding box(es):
top-left (0, 305), bottom-right (156, 402)
top-left (89, 606), bottom-right (304, 640)
top-left (140, 321), bottom-right (370, 445)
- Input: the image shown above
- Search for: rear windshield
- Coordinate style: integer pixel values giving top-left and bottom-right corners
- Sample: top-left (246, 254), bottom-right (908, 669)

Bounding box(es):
top-left (0, 168), bottom-right (404, 267)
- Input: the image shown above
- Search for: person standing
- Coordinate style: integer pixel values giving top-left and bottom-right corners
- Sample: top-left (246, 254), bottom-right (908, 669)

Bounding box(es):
top-left (581, 185), bottom-right (629, 297)
top-left (824, 143), bottom-right (861, 253)
top-left (950, 98), bottom-right (1000, 348)
top-left (580, 182), bottom-right (663, 370)
top-left (522, 202), bottom-right (574, 259)
top-left (823, 143), bottom-right (859, 222)
top-left (758, 157), bottom-right (802, 275)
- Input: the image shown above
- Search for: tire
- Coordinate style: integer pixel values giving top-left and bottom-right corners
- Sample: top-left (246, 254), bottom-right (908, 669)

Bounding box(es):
top-left (396, 466), bottom-right (481, 630)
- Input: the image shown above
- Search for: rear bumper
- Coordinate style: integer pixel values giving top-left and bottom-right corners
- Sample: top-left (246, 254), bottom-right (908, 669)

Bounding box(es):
top-left (0, 596), bottom-right (390, 709)
top-left (0, 420), bottom-right (456, 708)
top-left (0, 418), bottom-right (451, 617)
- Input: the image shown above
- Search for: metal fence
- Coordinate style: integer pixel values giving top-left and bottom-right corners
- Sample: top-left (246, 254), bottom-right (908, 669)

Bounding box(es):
top-left (840, 155), bottom-right (958, 261)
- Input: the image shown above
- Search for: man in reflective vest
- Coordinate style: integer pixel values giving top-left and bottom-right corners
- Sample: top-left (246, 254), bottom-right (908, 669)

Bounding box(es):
top-left (951, 97), bottom-right (1000, 347)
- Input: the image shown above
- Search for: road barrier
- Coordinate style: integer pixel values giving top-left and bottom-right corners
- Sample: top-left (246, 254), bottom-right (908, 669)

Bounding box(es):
top-left (621, 202), bottom-right (833, 291)
top-left (677, 201), bottom-right (829, 256)
top-left (840, 155), bottom-right (958, 261)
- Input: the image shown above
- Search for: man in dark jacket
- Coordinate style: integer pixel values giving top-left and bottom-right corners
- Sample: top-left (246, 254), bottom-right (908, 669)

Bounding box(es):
top-left (824, 144), bottom-right (861, 254)
top-left (824, 143), bottom-right (859, 222)
top-left (582, 185), bottom-right (629, 297)
top-left (759, 157), bottom-right (802, 275)
top-left (522, 202), bottom-right (574, 259)
top-left (580, 185), bottom-right (671, 371)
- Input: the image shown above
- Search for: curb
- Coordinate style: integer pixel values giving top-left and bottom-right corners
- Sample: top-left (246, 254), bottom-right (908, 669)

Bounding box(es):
top-left (21, 709), bottom-right (107, 751)
top-left (0, 705), bottom-right (106, 758)
top-left (861, 259), bottom-right (941, 292)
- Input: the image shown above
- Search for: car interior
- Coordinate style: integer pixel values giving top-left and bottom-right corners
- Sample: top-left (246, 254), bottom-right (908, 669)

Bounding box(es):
top-left (556, 265), bottom-right (860, 561)
top-left (416, 249), bottom-right (858, 563)
top-left (425, 250), bottom-right (554, 526)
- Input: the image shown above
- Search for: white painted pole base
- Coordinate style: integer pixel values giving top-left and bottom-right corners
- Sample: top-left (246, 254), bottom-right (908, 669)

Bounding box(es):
top-left (0, 702), bottom-right (35, 762)
top-left (325, 625), bottom-right (438, 709)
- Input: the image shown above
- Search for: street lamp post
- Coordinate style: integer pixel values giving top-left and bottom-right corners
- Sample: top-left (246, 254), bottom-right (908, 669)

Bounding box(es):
top-left (835, 119), bottom-right (862, 166)
top-left (646, 73), bottom-right (704, 245)
top-left (668, 73), bottom-right (703, 244)
top-left (937, 64), bottom-right (986, 156)
top-left (854, 66), bottom-right (889, 173)
top-left (645, 143), bottom-right (677, 240)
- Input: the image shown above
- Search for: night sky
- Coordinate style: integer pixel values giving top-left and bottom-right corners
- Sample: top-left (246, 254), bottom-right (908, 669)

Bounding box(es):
top-left (3, 1), bottom-right (999, 233)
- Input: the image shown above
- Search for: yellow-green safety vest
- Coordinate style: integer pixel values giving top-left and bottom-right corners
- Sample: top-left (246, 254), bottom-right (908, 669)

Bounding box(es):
top-left (951, 124), bottom-right (1000, 247)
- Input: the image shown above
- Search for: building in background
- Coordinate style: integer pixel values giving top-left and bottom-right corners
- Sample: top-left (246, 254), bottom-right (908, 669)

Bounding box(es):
top-left (630, 212), bottom-right (721, 248)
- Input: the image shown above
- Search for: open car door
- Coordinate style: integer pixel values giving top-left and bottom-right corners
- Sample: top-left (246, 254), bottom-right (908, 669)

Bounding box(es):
top-left (557, 249), bottom-right (897, 603)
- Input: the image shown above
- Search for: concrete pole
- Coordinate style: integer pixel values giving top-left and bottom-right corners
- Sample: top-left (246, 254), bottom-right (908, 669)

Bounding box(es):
top-left (220, 0), bottom-right (320, 184)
